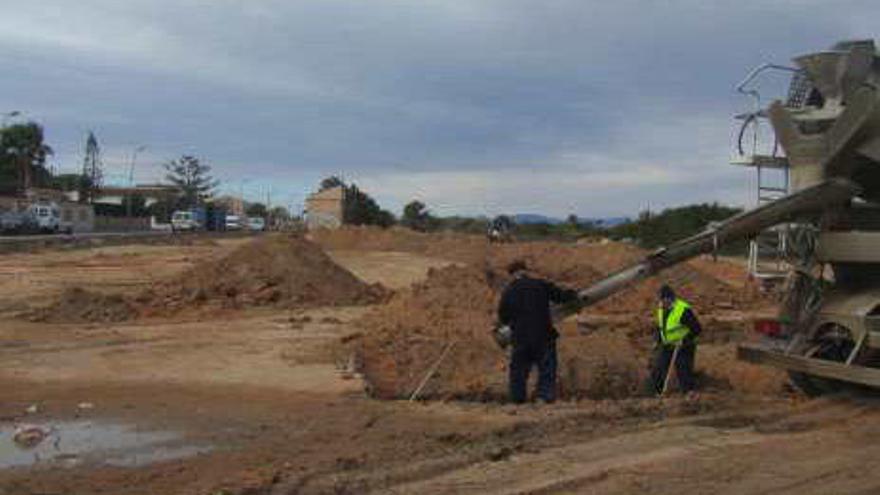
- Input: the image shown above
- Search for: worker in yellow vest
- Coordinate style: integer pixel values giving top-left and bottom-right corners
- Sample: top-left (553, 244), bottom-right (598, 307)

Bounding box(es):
top-left (648, 285), bottom-right (701, 395)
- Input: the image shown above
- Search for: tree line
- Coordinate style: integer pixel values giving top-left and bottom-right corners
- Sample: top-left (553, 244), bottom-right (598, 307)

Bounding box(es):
top-left (0, 121), bottom-right (227, 221)
top-left (1, 121), bottom-right (742, 243)
top-left (317, 176), bottom-right (743, 247)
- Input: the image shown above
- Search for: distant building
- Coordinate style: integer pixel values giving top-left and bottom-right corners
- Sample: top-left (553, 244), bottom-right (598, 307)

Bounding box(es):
top-left (305, 186), bottom-right (344, 230)
top-left (214, 195), bottom-right (246, 216)
top-left (64, 184), bottom-right (179, 207)
top-left (0, 188), bottom-right (95, 233)
top-left (60, 203), bottom-right (95, 233)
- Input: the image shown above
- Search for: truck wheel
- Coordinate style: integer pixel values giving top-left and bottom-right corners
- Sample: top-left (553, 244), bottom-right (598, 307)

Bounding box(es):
top-left (788, 324), bottom-right (855, 396)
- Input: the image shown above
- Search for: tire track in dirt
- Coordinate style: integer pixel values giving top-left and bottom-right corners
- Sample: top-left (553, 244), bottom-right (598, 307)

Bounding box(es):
top-left (376, 425), bottom-right (771, 494)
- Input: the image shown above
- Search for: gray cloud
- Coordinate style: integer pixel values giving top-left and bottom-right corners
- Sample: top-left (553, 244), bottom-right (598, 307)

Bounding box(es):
top-left (1, 0), bottom-right (878, 217)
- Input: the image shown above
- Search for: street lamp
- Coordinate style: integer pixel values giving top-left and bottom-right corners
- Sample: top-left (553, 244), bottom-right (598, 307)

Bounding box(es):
top-left (126, 145), bottom-right (147, 224)
top-left (239, 179), bottom-right (251, 216)
top-left (128, 145), bottom-right (147, 187)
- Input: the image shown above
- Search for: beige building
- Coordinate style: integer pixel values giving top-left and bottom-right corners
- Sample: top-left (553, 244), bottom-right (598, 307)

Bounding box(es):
top-left (305, 186), bottom-right (344, 230)
top-left (214, 195), bottom-right (246, 216)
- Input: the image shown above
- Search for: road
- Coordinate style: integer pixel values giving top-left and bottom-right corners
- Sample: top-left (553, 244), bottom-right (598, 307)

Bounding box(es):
top-left (0, 230), bottom-right (172, 243)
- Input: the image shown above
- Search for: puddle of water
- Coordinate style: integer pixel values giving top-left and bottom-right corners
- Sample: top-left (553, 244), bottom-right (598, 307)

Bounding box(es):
top-left (0, 420), bottom-right (212, 469)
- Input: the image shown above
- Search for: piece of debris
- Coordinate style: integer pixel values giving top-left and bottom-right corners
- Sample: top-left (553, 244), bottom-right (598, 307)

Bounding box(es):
top-left (13, 424), bottom-right (50, 448)
top-left (487, 446), bottom-right (514, 462)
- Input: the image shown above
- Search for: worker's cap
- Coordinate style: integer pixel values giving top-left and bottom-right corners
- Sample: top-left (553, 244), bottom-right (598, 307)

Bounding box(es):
top-left (506, 259), bottom-right (528, 275)
top-left (658, 284), bottom-right (675, 300)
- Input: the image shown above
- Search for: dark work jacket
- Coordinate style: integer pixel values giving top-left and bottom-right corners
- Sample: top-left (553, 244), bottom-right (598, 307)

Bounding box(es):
top-left (498, 275), bottom-right (578, 349)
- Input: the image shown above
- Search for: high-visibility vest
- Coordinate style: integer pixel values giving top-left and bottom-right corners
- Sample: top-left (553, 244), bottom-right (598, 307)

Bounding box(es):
top-left (656, 298), bottom-right (692, 345)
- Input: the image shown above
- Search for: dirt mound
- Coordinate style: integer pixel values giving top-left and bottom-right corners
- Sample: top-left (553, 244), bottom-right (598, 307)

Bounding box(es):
top-left (313, 226), bottom-right (490, 264)
top-left (353, 233), bottom-right (765, 401)
top-left (357, 263), bottom-right (650, 401)
top-left (485, 242), bottom-right (755, 320)
top-left (31, 287), bottom-right (138, 323)
top-left (557, 322), bottom-right (647, 400)
top-left (696, 343), bottom-right (789, 395)
top-left (316, 228), bottom-right (758, 316)
top-left (32, 236), bottom-right (387, 323)
top-left (358, 265), bottom-right (500, 400)
top-left (145, 235), bottom-right (387, 311)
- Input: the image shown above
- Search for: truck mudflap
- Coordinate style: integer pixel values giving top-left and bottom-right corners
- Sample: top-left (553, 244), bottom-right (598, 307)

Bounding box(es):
top-left (738, 343), bottom-right (880, 388)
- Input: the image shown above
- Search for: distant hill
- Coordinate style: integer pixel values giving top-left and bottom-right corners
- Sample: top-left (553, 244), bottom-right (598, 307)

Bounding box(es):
top-left (512, 214), bottom-right (562, 225)
top-left (607, 203), bottom-right (741, 248)
top-left (590, 216), bottom-right (630, 227)
top-left (511, 214), bottom-right (630, 227)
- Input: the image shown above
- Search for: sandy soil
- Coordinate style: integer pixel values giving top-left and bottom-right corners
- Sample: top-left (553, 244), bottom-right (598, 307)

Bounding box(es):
top-left (1, 233), bottom-right (879, 495)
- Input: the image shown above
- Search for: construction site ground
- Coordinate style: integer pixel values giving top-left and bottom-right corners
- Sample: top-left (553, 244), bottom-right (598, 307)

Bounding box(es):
top-left (2, 232), bottom-right (880, 495)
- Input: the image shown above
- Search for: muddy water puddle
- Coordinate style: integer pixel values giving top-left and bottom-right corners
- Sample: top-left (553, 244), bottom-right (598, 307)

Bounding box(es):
top-left (0, 419), bottom-right (212, 469)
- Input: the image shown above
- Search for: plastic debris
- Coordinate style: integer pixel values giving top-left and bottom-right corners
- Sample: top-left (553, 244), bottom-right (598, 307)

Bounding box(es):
top-left (12, 424), bottom-right (50, 448)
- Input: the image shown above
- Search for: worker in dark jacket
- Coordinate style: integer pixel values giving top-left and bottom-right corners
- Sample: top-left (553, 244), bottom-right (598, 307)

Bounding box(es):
top-left (648, 284), bottom-right (701, 395)
top-left (497, 260), bottom-right (578, 404)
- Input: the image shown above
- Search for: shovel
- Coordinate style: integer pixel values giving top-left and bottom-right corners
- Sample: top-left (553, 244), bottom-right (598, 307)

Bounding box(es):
top-left (660, 343), bottom-right (681, 396)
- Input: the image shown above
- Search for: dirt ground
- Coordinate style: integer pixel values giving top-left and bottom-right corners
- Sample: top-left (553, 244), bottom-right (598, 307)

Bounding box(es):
top-left (2, 232), bottom-right (880, 495)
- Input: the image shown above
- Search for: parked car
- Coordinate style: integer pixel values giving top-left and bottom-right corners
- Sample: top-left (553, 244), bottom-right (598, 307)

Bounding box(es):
top-left (247, 216), bottom-right (266, 231)
top-left (150, 216), bottom-right (173, 232)
top-left (0, 210), bottom-right (37, 234)
top-left (225, 214), bottom-right (243, 230)
top-left (171, 208), bottom-right (206, 232)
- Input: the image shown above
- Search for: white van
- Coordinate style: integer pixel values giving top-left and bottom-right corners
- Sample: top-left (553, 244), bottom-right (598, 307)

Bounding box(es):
top-left (171, 210), bottom-right (202, 231)
top-left (225, 214), bottom-right (243, 230)
top-left (28, 202), bottom-right (60, 233)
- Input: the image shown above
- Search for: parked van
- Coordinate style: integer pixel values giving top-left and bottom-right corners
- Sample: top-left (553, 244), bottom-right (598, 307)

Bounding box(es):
top-left (28, 202), bottom-right (60, 233)
top-left (225, 214), bottom-right (243, 230)
top-left (171, 208), bottom-right (206, 231)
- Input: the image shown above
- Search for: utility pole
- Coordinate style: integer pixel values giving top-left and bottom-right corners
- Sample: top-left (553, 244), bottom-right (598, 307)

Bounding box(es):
top-left (128, 145), bottom-right (147, 187)
top-left (126, 145), bottom-right (147, 223)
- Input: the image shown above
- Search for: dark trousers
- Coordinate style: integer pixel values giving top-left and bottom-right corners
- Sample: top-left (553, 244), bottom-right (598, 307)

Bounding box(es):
top-left (509, 342), bottom-right (557, 403)
top-left (648, 342), bottom-right (696, 394)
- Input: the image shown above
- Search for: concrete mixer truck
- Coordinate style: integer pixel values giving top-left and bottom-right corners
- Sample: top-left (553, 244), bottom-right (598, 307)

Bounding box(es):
top-left (570, 40), bottom-right (880, 395)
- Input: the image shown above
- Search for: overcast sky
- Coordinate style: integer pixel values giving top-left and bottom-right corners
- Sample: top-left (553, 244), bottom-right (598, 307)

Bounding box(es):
top-left (1, 1), bottom-right (878, 218)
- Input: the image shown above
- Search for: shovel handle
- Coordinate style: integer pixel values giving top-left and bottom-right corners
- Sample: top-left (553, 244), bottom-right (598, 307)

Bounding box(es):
top-left (661, 344), bottom-right (682, 396)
